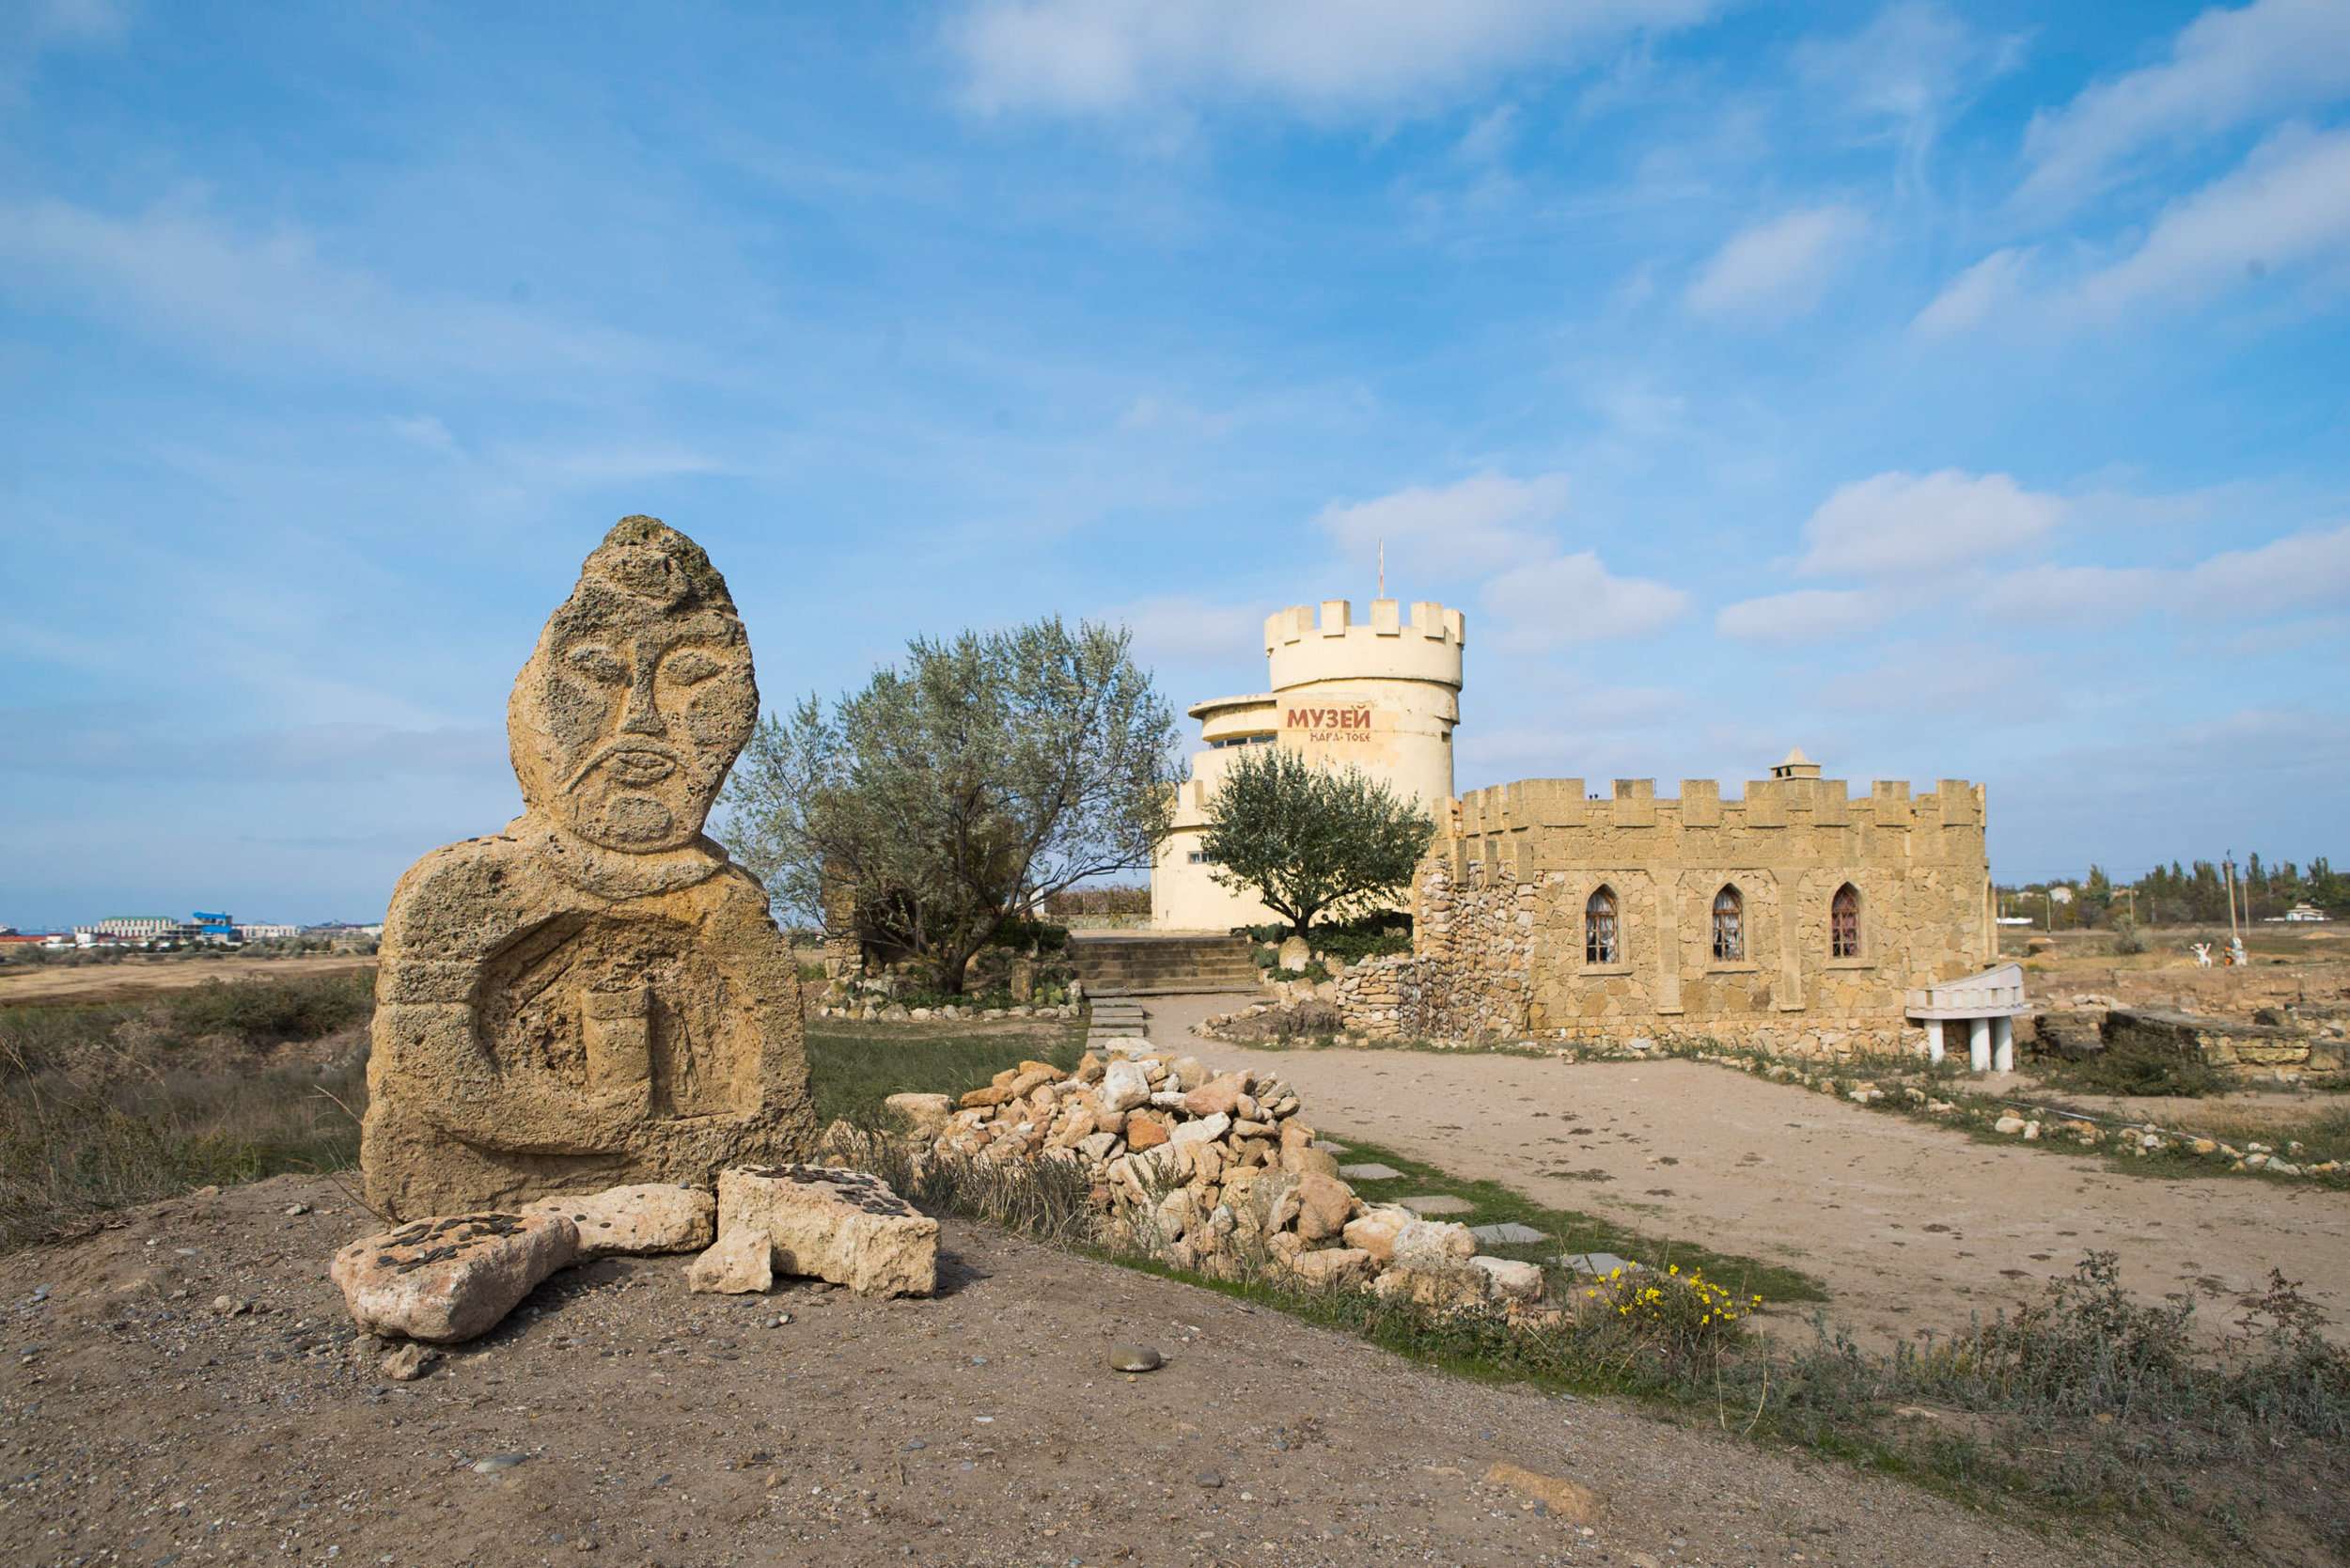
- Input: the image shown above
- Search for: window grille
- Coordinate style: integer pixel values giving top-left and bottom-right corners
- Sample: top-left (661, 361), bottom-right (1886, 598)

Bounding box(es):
top-left (1831, 884), bottom-right (1860, 958)
top-left (1712, 886), bottom-right (1744, 962)
top-left (1585, 886), bottom-right (1619, 964)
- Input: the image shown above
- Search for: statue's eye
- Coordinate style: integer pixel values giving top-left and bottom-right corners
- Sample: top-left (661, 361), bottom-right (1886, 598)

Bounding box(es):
top-left (566, 646), bottom-right (628, 683)
top-left (666, 649), bottom-right (724, 684)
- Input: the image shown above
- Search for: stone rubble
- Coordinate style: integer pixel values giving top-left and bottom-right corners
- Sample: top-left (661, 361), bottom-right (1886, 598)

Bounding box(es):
top-left (705, 1165), bottom-right (939, 1298)
top-left (931, 1041), bottom-right (1542, 1312)
top-left (332, 1164), bottom-right (932, 1344)
top-left (519, 1183), bottom-right (715, 1261)
top-left (330, 1211), bottom-right (580, 1344)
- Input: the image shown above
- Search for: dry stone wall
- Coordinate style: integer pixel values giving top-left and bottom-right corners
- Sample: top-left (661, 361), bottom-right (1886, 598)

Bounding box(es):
top-left (930, 1046), bottom-right (1545, 1310)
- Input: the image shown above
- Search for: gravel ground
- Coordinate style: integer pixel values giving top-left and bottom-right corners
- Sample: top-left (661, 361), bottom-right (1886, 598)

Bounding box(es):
top-left (0, 1174), bottom-right (2166, 1568)
top-left (1148, 995), bottom-right (2350, 1346)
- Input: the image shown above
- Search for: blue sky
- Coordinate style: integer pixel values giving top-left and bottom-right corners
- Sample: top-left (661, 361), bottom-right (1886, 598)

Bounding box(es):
top-left (4, 0), bottom-right (2348, 927)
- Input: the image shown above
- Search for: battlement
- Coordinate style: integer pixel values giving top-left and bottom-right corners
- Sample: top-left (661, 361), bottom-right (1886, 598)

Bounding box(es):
top-left (1264, 597), bottom-right (1465, 693)
top-left (1449, 774), bottom-right (1987, 847)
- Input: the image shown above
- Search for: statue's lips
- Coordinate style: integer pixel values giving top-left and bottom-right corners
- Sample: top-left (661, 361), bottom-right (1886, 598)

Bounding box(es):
top-left (603, 748), bottom-right (679, 786)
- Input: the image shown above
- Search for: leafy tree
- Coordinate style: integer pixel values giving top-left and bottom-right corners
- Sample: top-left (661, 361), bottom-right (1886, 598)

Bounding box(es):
top-left (718, 618), bottom-right (1178, 993)
top-left (1198, 746), bottom-right (1435, 939)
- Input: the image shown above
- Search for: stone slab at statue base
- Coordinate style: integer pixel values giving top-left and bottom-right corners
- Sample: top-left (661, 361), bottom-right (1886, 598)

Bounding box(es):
top-left (331, 1212), bottom-right (580, 1343)
top-left (711, 1165), bottom-right (939, 1297)
top-left (520, 1183), bottom-right (716, 1261)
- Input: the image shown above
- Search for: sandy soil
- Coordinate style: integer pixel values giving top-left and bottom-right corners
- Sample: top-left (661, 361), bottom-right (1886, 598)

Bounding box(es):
top-left (1147, 996), bottom-right (2350, 1346)
top-left (0, 1174), bottom-right (2170, 1568)
top-left (0, 955), bottom-right (377, 1006)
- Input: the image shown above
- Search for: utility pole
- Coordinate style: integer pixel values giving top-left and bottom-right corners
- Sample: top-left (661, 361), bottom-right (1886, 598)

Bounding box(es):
top-left (1376, 541), bottom-right (1386, 601)
top-left (2225, 855), bottom-right (2242, 949)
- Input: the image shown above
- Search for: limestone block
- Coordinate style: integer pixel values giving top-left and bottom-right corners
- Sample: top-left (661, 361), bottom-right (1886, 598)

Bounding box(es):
top-left (1392, 1218), bottom-right (1477, 1270)
top-left (718, 1165), bottom-right (939, 1297)
top-left (1182, 1072), bottom-right (1249, 1118)
top-left (685, 1225), bottom-right (774, 1294)
top-left (1371, 1262), bottom-right (1491, 1309)
top-left (361, 520), bottom-right (817, 1220)
top-left (1099, 1059), bottom-right (1152, 1112)
top-left (1341, 1204), bottom-right (1416, 1264)
top-left (1471, 1256), bottom-right (1545, 1302)
top-left (1283, 1246), bottom-right (1373, 1290)
top-left (520, 1183), bottom-right (714, 1260)
top-left (331, 1212), bottom-right (579, 1343)
top-left (1170, 1111), bottom-right (1231, 1147)
top-left (1293, 1172), bottom-right (1355, 1240)
top-left (884, 1100), bottom-right (954, 1133)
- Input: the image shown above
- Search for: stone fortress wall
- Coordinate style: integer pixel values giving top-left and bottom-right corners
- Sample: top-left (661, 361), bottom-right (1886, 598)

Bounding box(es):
top-left (1152, 597), bottom-right (1465, 932)
top-left (1329, 763), bottom-right (1998, 1059)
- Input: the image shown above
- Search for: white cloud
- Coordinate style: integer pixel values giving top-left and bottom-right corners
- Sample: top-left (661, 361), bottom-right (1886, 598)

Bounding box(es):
top-left (0, 196), bottom-right (676, 383)
top-left (1715, 588), bottom-right (1893, 645)
top-left (1798, 470), bottom-right (2067, 578)
top-left (389, 414), bottom-right (458, 451)
top-left (1482, 551), bottom-right (1689, 647)
top-left (1911, 245), bottom-right (2033, 337)
top-left (1793, 2), bottom-right (2021, 163)
top-left (1317, 471), bottom-right (1571, 580)
top-left (1979, 523), bottom-right (2350, 619)
top-left (2186, 521), bottom-right (2350, 607)
top-left (948, 0), bottom-right (1720, 118)
top-left (2075, 123), bottom-right (2350, 314)
top-left (1977, 563), bottom-right (2163, 619)
top-left (2015, 0), bottom-right (2350, 212)
top-left (1684, 205), bottom-right (1868, 321)
top-left (1101, 594), bottom-right (1268, 668)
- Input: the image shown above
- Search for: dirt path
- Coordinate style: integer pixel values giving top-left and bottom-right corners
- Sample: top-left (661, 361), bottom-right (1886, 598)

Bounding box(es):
top-left (0, 954), bottom-right (376, 1005)
top-left (1147, 995), bottom-right (2350, 1346)
top-left (0, 1175), bottom-right (2171, 1568)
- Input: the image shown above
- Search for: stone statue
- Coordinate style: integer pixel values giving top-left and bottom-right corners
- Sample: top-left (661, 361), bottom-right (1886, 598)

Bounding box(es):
top-left (362, 516), bottom-right (816, 1219)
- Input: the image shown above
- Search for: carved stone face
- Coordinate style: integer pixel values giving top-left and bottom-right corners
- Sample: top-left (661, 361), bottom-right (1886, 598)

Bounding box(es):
top-left (509, 518), bottom-right (758, 854)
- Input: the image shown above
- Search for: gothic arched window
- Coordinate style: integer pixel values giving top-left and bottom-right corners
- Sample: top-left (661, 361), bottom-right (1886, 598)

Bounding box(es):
top-left (1711, 885), bottom-right (1745, 962)
top-left (1831, 883), bottom-right (1861, 959)
top-left (1585, 886), bottom-right (1620, 964)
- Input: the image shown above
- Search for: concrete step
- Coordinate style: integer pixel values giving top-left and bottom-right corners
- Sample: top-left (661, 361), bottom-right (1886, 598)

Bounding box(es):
top-left (1089, 982), bottom-right (1263, 999)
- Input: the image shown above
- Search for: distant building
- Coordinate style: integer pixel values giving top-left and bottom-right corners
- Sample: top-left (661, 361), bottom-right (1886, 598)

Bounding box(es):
top-left (238, 922), bottom-right (302, 941)
top-left (2264, 902), bottom-right (2333, 924)
top-left (191, 911), bottom-right (239, 943)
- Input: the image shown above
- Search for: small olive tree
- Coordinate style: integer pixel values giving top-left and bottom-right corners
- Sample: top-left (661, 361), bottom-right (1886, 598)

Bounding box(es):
top-left (1198, 746), bottom-right (1435, 939)
top-left (718, 618), bottom-right (1179, 994)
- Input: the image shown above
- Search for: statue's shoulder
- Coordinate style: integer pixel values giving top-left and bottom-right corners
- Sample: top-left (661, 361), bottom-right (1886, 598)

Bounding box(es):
top-left (382, 827), bottom-right (534, 942)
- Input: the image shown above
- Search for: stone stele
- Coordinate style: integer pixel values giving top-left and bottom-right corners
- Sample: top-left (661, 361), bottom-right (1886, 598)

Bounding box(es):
top-left (361, 516), bottom-right (818, 1219)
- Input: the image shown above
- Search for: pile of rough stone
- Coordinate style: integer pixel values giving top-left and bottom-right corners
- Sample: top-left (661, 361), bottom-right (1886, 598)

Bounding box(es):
top-left (815, 994), bottom-right (1084, 1024)
top-left (330, 1166), bottom-right (938, 1355)
top-left (907, 1044), bottom-right (1544, 1311)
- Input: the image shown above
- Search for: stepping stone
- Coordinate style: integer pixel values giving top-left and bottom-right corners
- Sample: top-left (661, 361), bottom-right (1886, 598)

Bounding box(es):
top-left (1469, 1222), bottom-right (1546, 1246)
top-left (1556, 1251), bottom-right (1643, 1277)
top-left (1399, 1194), bottom-right (1475, 1217)
top-left (1318, 1141), bottom-right (1350, 1155)
top-left (1337, 1163), bottom-right (1402, 1181)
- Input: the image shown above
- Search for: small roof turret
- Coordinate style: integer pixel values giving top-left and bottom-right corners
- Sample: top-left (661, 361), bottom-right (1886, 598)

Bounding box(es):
top-left (1771, 747), bottom-right (1822, 780)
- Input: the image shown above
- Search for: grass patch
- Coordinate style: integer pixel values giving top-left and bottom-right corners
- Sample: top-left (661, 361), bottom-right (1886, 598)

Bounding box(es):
top-left (835, 1128), bottom-right (2350, 1558)
top-left (1324, 1132), bottom-right (1826, 1305)
top-left (803, 1015), bottom-right (1087, 1126)
top-left (0, 1058), bottom-right (366, 1254)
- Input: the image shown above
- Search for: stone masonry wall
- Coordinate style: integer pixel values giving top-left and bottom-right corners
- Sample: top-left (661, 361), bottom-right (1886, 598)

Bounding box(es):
top-left (1331, 771), bottom-right (1996, 1061)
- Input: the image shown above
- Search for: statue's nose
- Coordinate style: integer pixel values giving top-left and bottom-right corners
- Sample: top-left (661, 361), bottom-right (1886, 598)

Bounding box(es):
top-left (619, 663), bottom-right (666, 735)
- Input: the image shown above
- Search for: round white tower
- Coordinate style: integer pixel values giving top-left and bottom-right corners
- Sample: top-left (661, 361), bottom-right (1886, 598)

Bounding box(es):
top-left (1150, 597), bottom-right (1465, 931)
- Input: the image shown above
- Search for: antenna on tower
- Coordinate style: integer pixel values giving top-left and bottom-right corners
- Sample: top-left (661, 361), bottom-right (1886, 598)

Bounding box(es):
top-left (1377, 541), bottom-right (1385, 600)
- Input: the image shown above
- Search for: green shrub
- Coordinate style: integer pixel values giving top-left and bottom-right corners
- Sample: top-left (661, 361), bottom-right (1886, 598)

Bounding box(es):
top-left (985, 917), bottom-right (1070, 953)
top-left (1231, 911), bottom-right (1411, 963)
